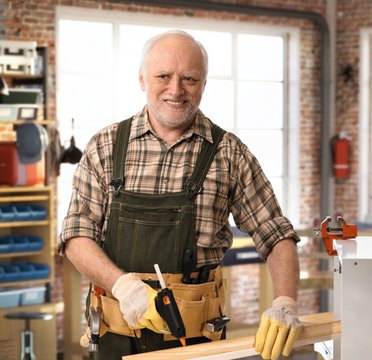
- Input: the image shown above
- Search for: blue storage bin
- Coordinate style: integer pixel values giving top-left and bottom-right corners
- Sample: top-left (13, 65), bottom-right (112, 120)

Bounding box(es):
top-left (27, 236), bottom-right (44, 251)
top-left (11, 235), bottom-right (29, 252)
top-left (30, 205), bottom-right (47, 221)
top-left (20, 286), bottom-right (46, 306)
top-left (13, 205), bottom-right (32, 221)
top-left (0, 265), bottom-right (20, 282)
top-left (0, 205), bottom-right (16, 222)
top-left (31, 263), bottom-right (50, 279)
top-left (0, 236), bottom-right (13, 253)
top-left (16, 263), bottom-right (35, 281)
top-left (0, 288), bottom-right (21, 308)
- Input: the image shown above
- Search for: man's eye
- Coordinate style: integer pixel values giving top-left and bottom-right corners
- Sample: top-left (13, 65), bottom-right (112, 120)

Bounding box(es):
top-left (157, 74), bottom-right (168, 79)
top-left (184, 77), bottom-right (197, 83)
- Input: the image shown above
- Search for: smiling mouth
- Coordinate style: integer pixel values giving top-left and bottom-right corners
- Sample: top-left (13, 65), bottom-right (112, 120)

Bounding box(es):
top-left (164, 100), bottom-right (186, 105)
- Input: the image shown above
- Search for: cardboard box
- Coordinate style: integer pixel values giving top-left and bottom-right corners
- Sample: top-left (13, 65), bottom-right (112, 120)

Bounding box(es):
top-left (0, 40), bottom-right (37, 58)
top-left (0, 55), bottom-right (35, 75)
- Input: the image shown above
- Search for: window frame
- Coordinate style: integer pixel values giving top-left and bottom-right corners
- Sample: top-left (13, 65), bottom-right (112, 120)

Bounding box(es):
top-left (55, 5), bottom-right (301, 226)
top-left (359, 28), bottom-right (372, 221)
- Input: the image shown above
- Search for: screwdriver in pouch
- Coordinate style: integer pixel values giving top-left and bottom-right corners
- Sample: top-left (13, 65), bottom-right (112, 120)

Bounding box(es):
top-left (154, 264), bottom-right (186, 346)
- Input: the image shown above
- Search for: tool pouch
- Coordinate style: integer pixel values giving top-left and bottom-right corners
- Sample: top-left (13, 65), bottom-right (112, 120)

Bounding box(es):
top-left (86, 266), bottom-right (226, 341)
top-left (164, 267), bottom-right (226, 341)
top-left (100, 294), bottom-right (139, 337)
top-left (86, 287), bottom-right (140, 340)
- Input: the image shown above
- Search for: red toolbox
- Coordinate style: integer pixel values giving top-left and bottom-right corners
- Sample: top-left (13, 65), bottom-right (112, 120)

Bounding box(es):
top-left (0, 142), bottom-right (18, 185)
top-left (0, 142), bottom-right (45, 186)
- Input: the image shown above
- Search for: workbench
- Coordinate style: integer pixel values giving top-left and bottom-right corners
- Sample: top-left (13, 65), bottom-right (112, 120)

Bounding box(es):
top-left (122, 312), bottom-right (340, 359)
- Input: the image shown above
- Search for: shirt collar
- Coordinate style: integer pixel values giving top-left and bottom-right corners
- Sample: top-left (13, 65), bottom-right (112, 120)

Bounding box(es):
top-left (131, 106), bottom-right (214, 144)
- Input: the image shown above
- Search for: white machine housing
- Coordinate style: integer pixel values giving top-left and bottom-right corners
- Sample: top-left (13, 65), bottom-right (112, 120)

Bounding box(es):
top-left (332, 236), bottom-right (372, 359)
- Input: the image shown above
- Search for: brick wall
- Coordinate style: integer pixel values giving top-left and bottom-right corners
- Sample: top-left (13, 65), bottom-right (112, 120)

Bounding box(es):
top-left (334, 1), bottom-right (372, 219)
top-left (1, 0), bottom-right (367, 354)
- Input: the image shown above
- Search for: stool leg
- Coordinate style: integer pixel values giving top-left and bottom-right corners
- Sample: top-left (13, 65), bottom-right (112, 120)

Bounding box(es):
top-left (20, 330), bottom-right (36, 360)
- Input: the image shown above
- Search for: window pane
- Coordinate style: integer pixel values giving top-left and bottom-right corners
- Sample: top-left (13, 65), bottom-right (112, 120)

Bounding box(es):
top-left (237, 34), bottom-right (284, 81)
top-left (118, 25), bottom-right (169, 118)
top-left (59, 20), bottom-right (113, 72)
top-left (237, 129), bottom-right (283, 177)
top-left (237, 82), bottom-right (283, 129)
top-left (201, 79), bottom-right (234, 129)
top-left (58, 73), bottom-right (113, 147)
top-left (187, 30), bottom-right (232, 76)
top-left (117, 27), bottom-right (232, 119)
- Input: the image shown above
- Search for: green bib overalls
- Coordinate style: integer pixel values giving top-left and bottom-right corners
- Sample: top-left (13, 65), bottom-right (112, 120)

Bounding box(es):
top-left (92, 118), bottom-right (225, 358)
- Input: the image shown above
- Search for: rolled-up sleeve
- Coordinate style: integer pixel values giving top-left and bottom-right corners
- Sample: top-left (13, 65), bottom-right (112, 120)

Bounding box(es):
top-left (58, 126), bottom-right (115, 256)
top-left (228, 136), bottom-right (300, 261)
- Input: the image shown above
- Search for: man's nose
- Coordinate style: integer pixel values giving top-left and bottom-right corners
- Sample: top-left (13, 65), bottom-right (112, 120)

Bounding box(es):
top-left (168, 78), bottom-right (184, 96)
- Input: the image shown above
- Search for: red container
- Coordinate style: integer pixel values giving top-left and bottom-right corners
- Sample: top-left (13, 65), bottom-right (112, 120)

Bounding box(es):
top-left (0, 142), bottom-right (18, 185)
top-left (0, 142), bottom-right (45, 186)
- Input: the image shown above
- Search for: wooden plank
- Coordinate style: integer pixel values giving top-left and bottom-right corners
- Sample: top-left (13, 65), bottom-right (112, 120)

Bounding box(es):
top-left (123, 312), bottom-right (340, 359)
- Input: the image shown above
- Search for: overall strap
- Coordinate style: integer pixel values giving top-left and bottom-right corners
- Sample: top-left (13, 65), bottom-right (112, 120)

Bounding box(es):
top-left (110, 118), bottom-right (226, 199)
top-left (185, 124), bottom-right (226, 200)
top-left (110, 117), bottom-right (133, 197)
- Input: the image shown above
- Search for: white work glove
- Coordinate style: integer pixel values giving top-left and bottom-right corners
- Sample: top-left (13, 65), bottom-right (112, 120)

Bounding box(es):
top-left (112, 273), bottom-right (169, 334)
top-left (254, 296), bottom-right (303, 360)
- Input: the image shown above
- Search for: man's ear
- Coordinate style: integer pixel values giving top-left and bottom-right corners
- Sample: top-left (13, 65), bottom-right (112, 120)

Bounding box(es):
top-left (139, 68), bottom-right (146, 91)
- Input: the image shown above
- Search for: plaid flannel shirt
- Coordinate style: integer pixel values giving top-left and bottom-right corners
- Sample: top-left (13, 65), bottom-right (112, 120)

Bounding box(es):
top-left (58, 107), bottom-right (299, 266)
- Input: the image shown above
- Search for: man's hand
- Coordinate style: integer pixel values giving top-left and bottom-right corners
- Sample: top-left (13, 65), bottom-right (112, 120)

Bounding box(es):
top-left (254, 296), bottom-right (302, 360)
top-left (112, 273), bottom-right (169, 334)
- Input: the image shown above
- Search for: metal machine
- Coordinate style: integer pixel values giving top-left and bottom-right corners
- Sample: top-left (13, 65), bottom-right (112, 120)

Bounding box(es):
top-left (315, 216), bottom-right (372, 359)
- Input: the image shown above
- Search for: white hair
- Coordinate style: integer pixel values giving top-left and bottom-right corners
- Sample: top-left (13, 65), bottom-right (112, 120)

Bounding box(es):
top-left (140, 29), bottom-right (208, 77)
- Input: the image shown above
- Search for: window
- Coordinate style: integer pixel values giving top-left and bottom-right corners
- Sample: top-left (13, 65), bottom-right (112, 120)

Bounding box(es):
top-left (56, 7), bottom-right (300, 230)
top-left (359, 29), bottom-right (372, 222)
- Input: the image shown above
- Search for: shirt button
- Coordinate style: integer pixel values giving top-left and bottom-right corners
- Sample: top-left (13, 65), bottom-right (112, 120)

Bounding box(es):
top-left (163, 178), bottom-right (168, 183)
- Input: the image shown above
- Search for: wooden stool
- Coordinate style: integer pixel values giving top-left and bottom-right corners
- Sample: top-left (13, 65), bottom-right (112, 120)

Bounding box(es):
top-left (4, 311), bottom-right (53, 360)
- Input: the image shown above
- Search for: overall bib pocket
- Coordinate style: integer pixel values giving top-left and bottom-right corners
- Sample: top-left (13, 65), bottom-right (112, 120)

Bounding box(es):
top-left (115, 200), bottom-right (195, 273)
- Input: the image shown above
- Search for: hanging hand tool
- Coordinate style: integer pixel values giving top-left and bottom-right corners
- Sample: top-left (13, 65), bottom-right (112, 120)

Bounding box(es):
top-left (88, 306), bottom-right (102, 353)
top-left (154, 264), bottom-right (186, 346)
top-left (181, 248), bottom-right (197, 284)
top-left (206, 315), bottom-right (230, 333)
top-left (316, 216), bottom-right (357, 256)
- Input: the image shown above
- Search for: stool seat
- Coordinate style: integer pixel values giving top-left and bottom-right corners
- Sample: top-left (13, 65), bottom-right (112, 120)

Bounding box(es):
top-left (5, 311), bottom-right (53, 321)
top-left (4, 311), bottom-right (53, 359)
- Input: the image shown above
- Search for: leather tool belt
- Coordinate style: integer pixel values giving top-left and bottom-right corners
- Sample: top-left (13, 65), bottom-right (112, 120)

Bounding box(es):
top-left (89, 266), bottom-right (226, 342)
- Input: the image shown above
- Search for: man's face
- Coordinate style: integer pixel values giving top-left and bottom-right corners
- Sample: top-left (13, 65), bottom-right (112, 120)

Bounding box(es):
top-left (139, 35), bottom-right (207, 129)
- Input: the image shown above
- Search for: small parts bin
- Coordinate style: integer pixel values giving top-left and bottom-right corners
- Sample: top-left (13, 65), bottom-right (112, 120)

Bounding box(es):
top-left (0, 235), bottom-right (44, 253)
top-left (0, 204), bottom-right (47, 222)
top-left (0, 286), bottom-right (46, 308)
top-left (0, 205), bottom-right (15, 221)
top-left (0, 262), bottom-right (50, 283)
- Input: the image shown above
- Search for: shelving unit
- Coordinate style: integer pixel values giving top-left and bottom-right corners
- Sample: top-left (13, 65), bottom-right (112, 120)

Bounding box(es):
top-left (0, 42), bottom-right (57, 359)
top-left (0, 186), bottom-right (56, 359)
top-left (2, 46), bottom-right (49, 119)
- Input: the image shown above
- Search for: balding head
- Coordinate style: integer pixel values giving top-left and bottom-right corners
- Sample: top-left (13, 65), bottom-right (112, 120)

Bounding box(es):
top-left (140, 30), bottom-right (208, 79)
